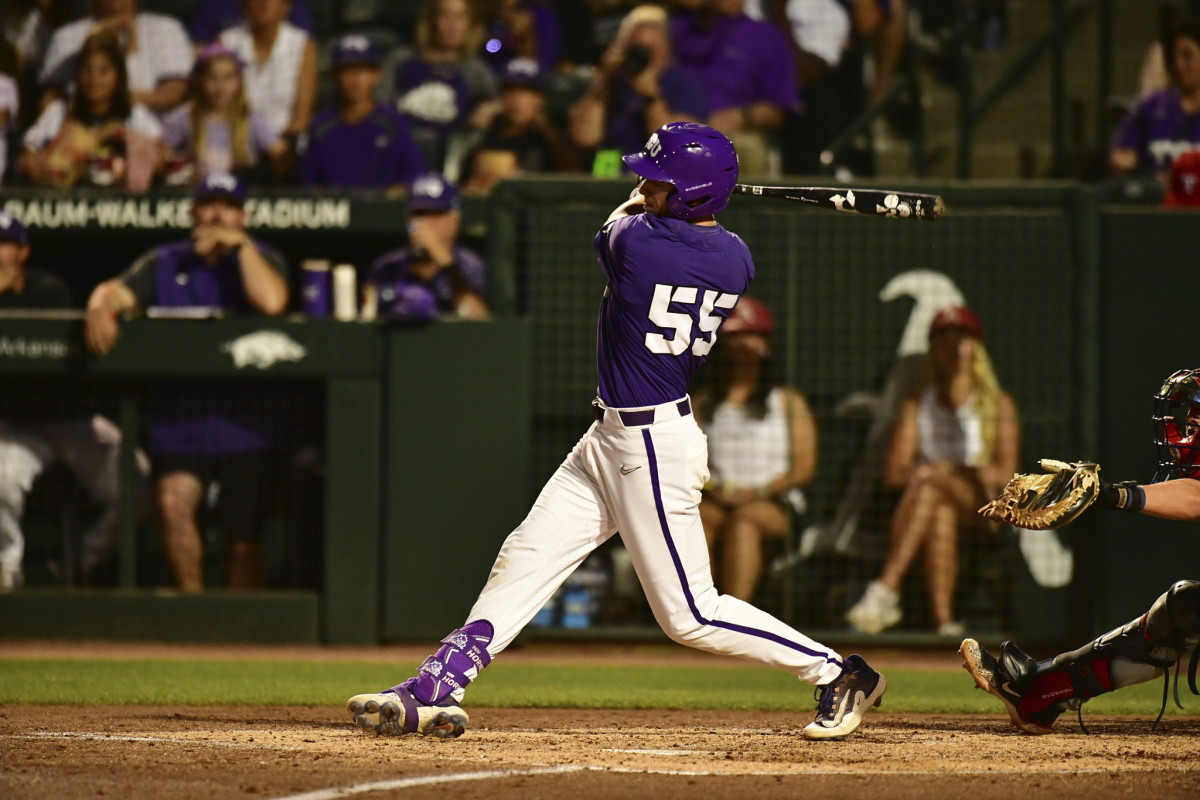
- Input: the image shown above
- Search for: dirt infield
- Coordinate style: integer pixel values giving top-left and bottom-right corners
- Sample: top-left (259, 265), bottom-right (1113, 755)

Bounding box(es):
top-left (3, 642), bottom-right (1199, 799)
top-left (3, 705), bottom-right (1199, 800)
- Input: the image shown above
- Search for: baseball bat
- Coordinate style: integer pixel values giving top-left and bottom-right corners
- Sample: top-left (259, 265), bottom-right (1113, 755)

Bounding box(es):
top-left (733, 184), bottom-right (946, 221)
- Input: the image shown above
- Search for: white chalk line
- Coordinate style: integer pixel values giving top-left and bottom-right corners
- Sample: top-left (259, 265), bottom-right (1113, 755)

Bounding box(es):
top-left (273, 767), bottom-right (584, 800)
top-left (271, 763), bottom-right (1200, 799)
top-left (4, 731), bottom-right (305, 752)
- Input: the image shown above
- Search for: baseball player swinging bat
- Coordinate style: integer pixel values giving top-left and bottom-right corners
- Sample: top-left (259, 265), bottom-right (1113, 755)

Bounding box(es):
top-left (733, 184), bottom-right (946, 221)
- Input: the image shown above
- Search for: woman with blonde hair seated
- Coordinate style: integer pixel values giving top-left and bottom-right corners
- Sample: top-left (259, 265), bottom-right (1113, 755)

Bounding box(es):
top-left (160, 43), bottom-right (287, 183)
top-left (696, 296), bottom-right (817, 602)
top-left (845, 306), bottom-right (1020, 637)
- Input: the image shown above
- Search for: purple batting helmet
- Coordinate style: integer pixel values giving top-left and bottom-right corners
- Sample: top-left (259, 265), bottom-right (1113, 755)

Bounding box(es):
top-left (622, 122), bottom-right (738, 219)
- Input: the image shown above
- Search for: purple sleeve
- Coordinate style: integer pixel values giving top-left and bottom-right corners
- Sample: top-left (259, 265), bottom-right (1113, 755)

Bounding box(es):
top-left (531, 2), bottom-right (561, 71)
top-left (660, 68), bottom-right (710, 122)
top-left (159, 107), bottom-right (191, 150)
top-left (1111, 99), bottom-right (1147, 151)
top-left (758, 25), bottom-right (798, 110)
top-left (389, 118), bottom-right (427, 185)
top-left (454, 247), bottom-right (488, 295)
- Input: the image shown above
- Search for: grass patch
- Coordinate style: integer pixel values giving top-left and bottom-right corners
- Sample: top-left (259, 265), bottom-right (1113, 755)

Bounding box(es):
top-left (0, 658), bottom-right (1195, 717)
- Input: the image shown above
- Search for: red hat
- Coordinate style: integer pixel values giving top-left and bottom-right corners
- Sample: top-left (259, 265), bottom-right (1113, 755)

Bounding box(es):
top-left (1164, 151), bottom-right (1200, 208)
top-left (723, 296), bottom-right (774, 335)
top-left (930, 305), bottom-right (982, 338)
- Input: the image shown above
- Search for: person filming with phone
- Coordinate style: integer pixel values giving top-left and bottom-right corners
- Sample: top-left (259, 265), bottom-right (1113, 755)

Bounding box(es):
top-left (567, 4), bottom-right (709, 173)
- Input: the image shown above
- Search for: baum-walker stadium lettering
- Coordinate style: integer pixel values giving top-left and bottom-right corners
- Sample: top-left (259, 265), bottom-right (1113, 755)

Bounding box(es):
top-left (1, 198), bottom-right (351, 230)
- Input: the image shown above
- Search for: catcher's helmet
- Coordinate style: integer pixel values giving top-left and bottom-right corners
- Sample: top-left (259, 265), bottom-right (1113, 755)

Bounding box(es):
top-left (722, 296), bottom-right (774, 335)
top-left (1152, 368), bottom-right (1200, 481)
top-left (622, 122), bottom-right (739, 219)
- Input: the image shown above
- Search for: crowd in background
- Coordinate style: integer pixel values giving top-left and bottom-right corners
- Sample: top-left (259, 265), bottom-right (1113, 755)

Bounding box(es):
top-left (0, 0), bottom-right (912, 192)
top-left (2, 0), bottom-right (1199, 196)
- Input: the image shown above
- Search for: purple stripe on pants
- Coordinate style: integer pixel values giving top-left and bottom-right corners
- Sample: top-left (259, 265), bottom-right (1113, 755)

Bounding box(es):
top-left (640, 428), bottom-right (841, 666)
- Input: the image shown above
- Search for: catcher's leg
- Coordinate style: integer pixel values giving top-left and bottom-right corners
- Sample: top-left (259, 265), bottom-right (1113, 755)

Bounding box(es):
top-left (348, 429), bottom-right (618, 738)
top-left (964, 580), bottom-right (1200, 733)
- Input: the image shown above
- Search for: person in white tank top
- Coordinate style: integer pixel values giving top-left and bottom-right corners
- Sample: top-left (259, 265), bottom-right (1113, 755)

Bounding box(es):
top-left (696, 297), bottom-right (817, 602)
top-left (219, 0), bottom-right (317, 141)
top-left (846, 306), bottom-right (1020, 637)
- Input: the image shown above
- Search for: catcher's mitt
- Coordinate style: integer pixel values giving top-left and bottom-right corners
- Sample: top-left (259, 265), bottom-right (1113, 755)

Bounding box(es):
top-left (978, 459), bottom-right (1101, 530)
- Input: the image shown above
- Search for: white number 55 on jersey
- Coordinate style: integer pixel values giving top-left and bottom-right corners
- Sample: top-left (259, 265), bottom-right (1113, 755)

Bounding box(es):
top-left (644, 283), bottom-right (739, 357)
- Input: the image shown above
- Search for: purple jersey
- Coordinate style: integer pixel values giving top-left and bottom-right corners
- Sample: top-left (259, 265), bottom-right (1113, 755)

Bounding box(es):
top-left (120, 239), bottom-right (290, 456)
top-left (301, 105), bottom-right (427, 189)
top-left (367, 244), bottom-right (487, 320)
top-left (1112, 88), bottom-right (1200, 173)
top-left (670, 12), bottom-right (798, 114)
top-left (594, 213), bottom-right (754, 408)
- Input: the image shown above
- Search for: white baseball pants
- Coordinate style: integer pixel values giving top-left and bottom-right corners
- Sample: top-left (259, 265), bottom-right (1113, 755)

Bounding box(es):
top-left (465, 397), bottom-right (845, 686)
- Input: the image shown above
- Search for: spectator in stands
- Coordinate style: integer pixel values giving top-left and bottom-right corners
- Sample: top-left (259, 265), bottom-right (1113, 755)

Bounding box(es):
top-left (19, 29), bottom-right (161, 190)
top-left (362, 173), bottom-right (488, 322)
top-left (0, 210), bottom-right (138, 590)
top-left (844, 306), bottom-right (1019, 638)
top-left (0, 39), bottom-right (17, 184)
top-left (299, 34), bottom-right (426, 192)
top-left (747, 0), bottom-right (894, 175)
top-left (1111, 16), bottom-right (1200, 177)
top-left (189, 0), bottom-right (314, 45)
top-left (462, 57), bottom-right (579, 194)
top-left (695, 297), bottom-right (817, 603)
top-left (219, 0), bottom-right (318, 145)
top-left (3, 0), bottom-right (80, 76)
top-left (567, 4), bottom-right (707, 173)
top-left (84, 174), bottom-right (289, 592)
top-left (480, 0), bottom-right (562, 74)
top-left (390, 0), bottom-right (500, 176)
top-left (39, 0), bottom-right (192, 116)
top-left (669, 0), bottom-right (798, 176)
top-left (161, 43), bottom-right (286, 184)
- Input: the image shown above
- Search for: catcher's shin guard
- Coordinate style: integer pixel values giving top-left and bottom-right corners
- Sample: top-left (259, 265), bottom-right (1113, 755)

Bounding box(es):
top-left (1046, 580), bottom-right (1200, 729)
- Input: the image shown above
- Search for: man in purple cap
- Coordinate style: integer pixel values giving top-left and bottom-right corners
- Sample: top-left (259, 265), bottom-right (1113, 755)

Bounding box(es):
top-left (345, 123), bottom-right (885, 742)
top-left (363, 173), bottom-right (488, 321)
top-left (300, 34), bottom-right (427, 191)
top-left (462, 57), bottom-right (578, 194)
top-left (0, 211), bottom-right (134, 590)
top-left (85, 173), bottom-right (290, 591)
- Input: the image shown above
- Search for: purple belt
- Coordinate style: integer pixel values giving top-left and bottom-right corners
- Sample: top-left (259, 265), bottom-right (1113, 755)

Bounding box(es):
top-left (592, 397), bottom-right (692, 427)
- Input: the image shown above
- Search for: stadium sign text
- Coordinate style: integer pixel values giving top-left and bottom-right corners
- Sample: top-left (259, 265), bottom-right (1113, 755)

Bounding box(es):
top-left (1, 197), bottom-right (352, 231)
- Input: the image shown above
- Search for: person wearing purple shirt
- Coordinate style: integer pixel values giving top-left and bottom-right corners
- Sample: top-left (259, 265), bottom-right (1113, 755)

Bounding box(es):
top-left (345, 123), bottom-right (887, 743)
top-left (1111, 20), bottom-right (1200, 176)
top-left (84, 174), bottom-right (290, 592)
top-left (189, 0), bottom-right (314, 44)
top-left (388, 0), bottom-right (500, 175)
top-left (568, 5), bottom-right (708, 173)
top-left (300, 35), bottom-right (426, 191)
top-left (670, 0), bottom-right (798, 176)
top-left (363, 174), bottom-right (488, 321)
